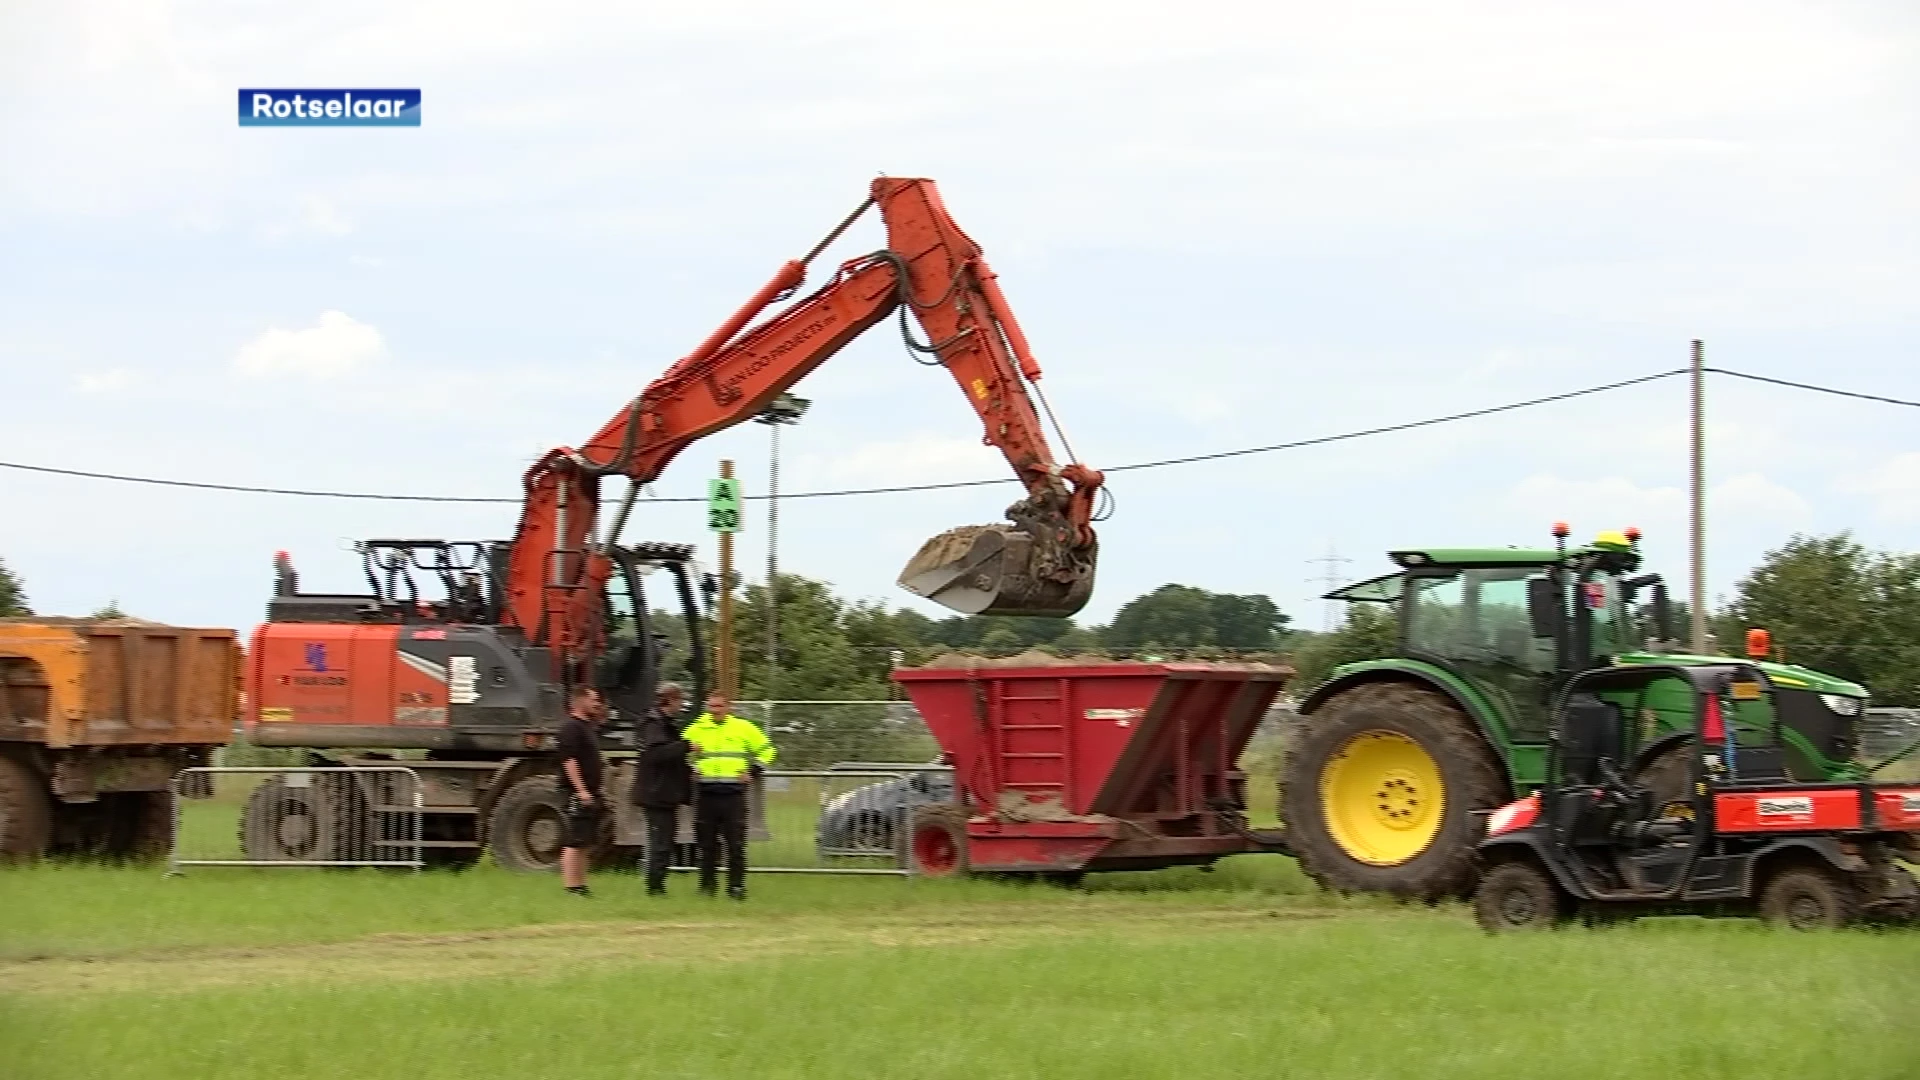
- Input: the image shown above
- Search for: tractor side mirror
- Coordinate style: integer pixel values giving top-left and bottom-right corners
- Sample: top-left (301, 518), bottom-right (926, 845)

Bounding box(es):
top-left (1622, 573), bottom-right (1674, 648)
top-left (1649, 582), bottom-right (1674, 647)
top-left (1527, 577), bottom-right (1561, 640)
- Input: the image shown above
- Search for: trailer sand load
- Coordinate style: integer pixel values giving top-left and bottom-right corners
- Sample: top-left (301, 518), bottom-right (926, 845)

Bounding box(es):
top-left (892, 655), bottom-right (1292, 877)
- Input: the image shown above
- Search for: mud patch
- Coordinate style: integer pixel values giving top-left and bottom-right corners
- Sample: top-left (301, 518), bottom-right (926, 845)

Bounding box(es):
top-left (1, 905), bottom-right (1343, 996)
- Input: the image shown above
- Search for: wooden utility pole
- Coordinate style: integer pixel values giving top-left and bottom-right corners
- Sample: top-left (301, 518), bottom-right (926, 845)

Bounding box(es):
top-left (717, 459), bottom-right (738, 700)
top-left (1689, 340), bottom-right (1708, 654)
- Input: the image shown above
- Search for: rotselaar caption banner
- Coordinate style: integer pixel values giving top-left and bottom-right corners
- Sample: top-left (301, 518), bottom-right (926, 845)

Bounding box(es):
top-left (239, 89), bottom-right (421, 127)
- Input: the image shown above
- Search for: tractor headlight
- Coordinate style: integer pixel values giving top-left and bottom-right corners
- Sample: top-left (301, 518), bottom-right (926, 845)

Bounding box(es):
top-left (1819, 694), bottom-right (1863, 717)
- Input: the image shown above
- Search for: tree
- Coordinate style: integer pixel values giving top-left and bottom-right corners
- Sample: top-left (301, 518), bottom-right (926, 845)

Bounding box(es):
top-left (1285, 604), bottom-right (1398, 695)
top-left (0, 557), bottom-right (27, 617)
top-left (1102, 584), bottom-right (1290, 652)
top-left (1717, 533), bottom-right (1920, 707)
top-left (91, 600), bottom-right (128, 620)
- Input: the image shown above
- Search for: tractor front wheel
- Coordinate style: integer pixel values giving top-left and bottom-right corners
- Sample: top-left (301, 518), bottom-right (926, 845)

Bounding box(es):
top-left (1473, 861), bottom-right (1566, 932)
top-left (1281, 682), bottom-right (1505, 900)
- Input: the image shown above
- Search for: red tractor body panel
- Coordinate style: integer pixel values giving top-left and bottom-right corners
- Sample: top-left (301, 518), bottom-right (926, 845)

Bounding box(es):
top-left (1713, 788), bottom-right (1862, 833)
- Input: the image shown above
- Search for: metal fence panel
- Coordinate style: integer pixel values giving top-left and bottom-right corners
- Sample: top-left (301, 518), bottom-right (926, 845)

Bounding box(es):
top-left (615, 766), bottom-right (953, 877)
top-left (731, 700), bottom-right (940, 771)
top-left (169, 766), bottom-right (424, 872)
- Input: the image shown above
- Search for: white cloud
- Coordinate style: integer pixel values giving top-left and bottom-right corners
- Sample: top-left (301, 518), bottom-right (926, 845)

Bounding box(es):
top-left (74, 368), bottom-right (134, 393)
top-left (299, 196), bottom-right (354, 236)
top-left (1506, 471), bottom-right (1809, 534)
top-left (1843, 452), bottom-right (1920, 521)
top-left (233, 311), bottom-right (386, 379)
top-left (1713, 472), bottom-right (1812, 520)
top-left (803, 435), bottom-right (1001, 486)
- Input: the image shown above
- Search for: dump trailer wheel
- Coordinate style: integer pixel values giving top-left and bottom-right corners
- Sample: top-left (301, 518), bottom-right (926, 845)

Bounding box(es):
top-left (0, 755), bottom-right (52, 862)
top-left (104, 792), bottom-right (172, 863)
top-left (1473, 861), bottom-right (1566, 932)
top-left (1281, 683), bottom-right (1505, 899)
top-left (908, 805), bottom-right (970, 878)
top-left (240, 776), bottom-right (348, 862)
top-left (1759, 864), bottom-right (1862, 930)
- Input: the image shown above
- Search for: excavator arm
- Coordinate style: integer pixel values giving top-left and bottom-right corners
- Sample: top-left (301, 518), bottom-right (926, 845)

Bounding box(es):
top-left (504, 177), bottom-right (1103, 667)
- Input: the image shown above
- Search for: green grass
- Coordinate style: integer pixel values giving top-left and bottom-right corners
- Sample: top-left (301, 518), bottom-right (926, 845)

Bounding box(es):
top-left (8, 777), bottom-right (1915, 1080)
top-left (6, 916), bottom-right (1916, 1080)
top-left (0, 851), bottom-right (1353, 960)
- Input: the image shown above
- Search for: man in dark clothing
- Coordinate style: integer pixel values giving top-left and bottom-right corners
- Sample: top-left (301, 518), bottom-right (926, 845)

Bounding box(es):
top-left (556, 685), bottom-right (606, 897)
top-left (632, 681), bottom-right (693, 896)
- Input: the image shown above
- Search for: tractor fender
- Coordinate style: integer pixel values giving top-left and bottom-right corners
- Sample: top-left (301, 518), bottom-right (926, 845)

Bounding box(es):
top-left (1632, 730), bottom-right (1693, 775)
top-left (1300, 663), bottom-right (1514, 790)
top-left (1477, 829), bottom-right (1593, 900)
top-left (1741, 837), bottom-right (1869, 895)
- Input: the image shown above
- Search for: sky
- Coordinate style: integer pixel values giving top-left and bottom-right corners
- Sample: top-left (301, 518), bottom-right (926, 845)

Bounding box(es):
top-left (0, 0), bottom-right (1915, 638)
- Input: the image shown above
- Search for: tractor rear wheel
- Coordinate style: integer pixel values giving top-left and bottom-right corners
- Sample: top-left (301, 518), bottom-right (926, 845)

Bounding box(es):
top-left (908, 805), bottom-right (969, 878)
top-left (1759, 864), bottom-right (1861, 930)
top-left (1282, 683), bottom-right (1505, 900)
top-left (0, 755), bottom-right (52, 862)
top-left (1633, 739), bottom-right (1693, 814)
top-left (1473, 860), bottom-right (1565, 932)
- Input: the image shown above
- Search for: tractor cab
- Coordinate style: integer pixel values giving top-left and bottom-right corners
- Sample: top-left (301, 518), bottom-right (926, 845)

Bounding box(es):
top-left (1474, 662), bottom-right (1920, 930)
top-left (1318, 526), bottom-right (1870, 787)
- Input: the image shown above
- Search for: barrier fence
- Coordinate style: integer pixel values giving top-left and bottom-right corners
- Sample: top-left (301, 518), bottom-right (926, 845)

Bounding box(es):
top-left (168, 766), bottom-right (424, 873)
top-left (165, 762), bottom-right (954, 876)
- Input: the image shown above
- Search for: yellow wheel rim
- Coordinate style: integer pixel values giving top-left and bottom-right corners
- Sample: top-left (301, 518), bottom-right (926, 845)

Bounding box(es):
top-left (1319, 730), bottom-right (1445, 866)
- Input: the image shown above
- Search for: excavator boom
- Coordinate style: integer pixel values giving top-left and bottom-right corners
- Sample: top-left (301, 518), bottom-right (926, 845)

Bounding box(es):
top-left (506, 178), bottom-right (1102, 668)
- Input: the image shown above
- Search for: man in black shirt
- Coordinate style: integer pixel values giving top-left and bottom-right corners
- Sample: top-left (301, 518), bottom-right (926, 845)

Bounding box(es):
top-left (556, 685), bottom-right (606, 897)
top-left (632, 682), bottom-right (693, 896)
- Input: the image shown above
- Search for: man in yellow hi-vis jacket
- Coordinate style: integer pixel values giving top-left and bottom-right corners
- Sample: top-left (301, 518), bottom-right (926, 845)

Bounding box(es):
top-left (683, 691), bottom-right (777, 899)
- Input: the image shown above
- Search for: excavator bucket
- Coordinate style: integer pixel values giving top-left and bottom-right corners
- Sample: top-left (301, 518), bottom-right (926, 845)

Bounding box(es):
top-left (897, 524), bottom-right (1095, 618)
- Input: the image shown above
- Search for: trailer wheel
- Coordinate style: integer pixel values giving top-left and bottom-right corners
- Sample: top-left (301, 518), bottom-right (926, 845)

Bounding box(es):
top-left (1759, 864), bottom-right (1861, 930)
top-left (1282, 682), bottom-right (1505, 900)
top-left (240, 776), bottom-right (348, 862)
top-left (1473, 860), bottom-right (1566, 932)
top-left (104, 792), bottom-right (171, 862)
top-left (0, 755), bottom-right (52, 862)
top-left (908, 806), bottom-right (969, 878)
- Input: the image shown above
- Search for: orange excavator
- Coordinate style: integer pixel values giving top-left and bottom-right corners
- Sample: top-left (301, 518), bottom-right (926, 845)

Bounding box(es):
top-left (241, 178), bottom-right (1103, 868)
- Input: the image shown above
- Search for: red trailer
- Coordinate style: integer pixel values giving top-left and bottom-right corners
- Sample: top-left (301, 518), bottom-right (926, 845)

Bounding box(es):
top-left (892, 659), bottom-right (1292, 877)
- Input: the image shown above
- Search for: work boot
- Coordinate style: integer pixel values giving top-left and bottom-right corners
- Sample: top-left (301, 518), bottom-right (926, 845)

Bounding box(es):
top-left (726, 886), bottom-right (747, 902)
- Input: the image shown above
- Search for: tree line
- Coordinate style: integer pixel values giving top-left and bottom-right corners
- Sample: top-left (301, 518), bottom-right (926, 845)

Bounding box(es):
top-left (6, 531), bottom-right (1919, 708)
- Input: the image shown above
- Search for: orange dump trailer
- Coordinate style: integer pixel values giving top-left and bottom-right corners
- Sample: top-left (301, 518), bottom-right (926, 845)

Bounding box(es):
top-left (0, 618), bottom-right (237, 860)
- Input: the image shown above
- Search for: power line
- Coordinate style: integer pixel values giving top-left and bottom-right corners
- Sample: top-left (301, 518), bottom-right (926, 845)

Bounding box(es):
top-left (0, 365), bottom-right (1907, 504)
top-left (1703, 367), bottom-right (1920, 409)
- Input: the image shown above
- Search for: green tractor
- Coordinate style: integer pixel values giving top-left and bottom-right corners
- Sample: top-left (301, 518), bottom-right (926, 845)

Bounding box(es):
top-left (1281, 525), bottom-right (1872, 900)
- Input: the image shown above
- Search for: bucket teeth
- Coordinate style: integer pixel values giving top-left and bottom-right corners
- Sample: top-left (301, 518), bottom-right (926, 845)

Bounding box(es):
top-left (897, 524), bottom-right (1094, 618)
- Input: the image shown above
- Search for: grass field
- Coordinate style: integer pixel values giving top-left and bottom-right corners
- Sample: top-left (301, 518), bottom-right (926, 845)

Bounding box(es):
top-left (4, 855), bottom-right (1917, 1080)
